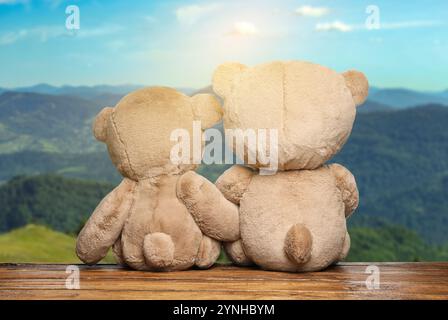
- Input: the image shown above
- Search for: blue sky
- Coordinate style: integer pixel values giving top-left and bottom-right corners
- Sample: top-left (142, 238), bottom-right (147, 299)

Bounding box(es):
top-left (0, 0), bottom-right (447, 90)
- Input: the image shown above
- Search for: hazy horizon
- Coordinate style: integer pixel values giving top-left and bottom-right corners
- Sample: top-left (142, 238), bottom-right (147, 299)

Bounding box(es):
top-left (1, 82), bottom-right (447, 94)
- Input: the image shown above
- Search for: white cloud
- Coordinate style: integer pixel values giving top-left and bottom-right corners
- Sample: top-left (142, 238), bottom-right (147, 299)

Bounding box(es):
top-left (380, 20), bottom-right (443, 30)
top-left (316, 21), bottom-right (352, 32)
top-left (45, 0), bottom-right (63, 9)
top-left (0, 25), bottom-right (124, 46)
top-left (0, 26), bottom-right (64, 45)
top-left (76, 25), bottom-right (124, 38)
top-left (295, 5), bottom-right (329, 17)
top-left (175, 3), bottom-right (220, 25)
top-left (228, 21), bottom-right (258, 36)
top-left (0, 0), bottom-right (62, 6)
top-left (0, 29), bottom-right (28, 45)
top-left (314, 19), bottom-right (442, 33)
top-left (0, 0), bottom-right (66, 7)
top-left (0, 0), bottom-right (28, 4)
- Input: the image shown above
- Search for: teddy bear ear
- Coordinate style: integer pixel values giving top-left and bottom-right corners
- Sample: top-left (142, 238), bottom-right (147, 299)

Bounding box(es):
top-left (191, 94), bottom-right (223, 129)
top-left (93, 107), bottom-right (113, 142)
top-left (342, 70), bottom-right (369, 107)
top-left (212, 62), bottom-right (247, 98)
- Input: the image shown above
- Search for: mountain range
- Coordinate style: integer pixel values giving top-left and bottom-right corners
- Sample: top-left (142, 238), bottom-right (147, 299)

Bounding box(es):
top-left (0, 84), bottom-right (447, 261)
top-left (1, 83), bottom-right (446, 155)
top-left (0, 91), bottom-right (102, 154)
top-left (0, 84), bottom-right (196, 100)
top-left (368, 87), bottom-right (448, 109)
top-left (1, 83), bottom-right (447, 111)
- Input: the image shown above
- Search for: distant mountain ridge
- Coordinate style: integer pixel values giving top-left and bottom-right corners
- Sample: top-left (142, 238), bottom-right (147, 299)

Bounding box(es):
top-left (0, 89), bottom-right (204, 155)
top-left (1, 84), bottom-right (447, 111)
top-left (368, 87), bottom-right (448, 109)
top-left (0, 84), bottom-right (197, 99)
top-left (358, 100), bottom-right (394, 113)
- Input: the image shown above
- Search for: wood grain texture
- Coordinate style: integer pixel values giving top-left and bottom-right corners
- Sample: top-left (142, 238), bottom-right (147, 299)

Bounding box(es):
top-left (0, 263), bottom-right (447, 300)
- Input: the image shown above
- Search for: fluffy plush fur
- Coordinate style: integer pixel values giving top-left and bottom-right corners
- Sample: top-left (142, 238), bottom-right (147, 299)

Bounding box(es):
top-left (212, 61), bottom-right (368, 271)
top-left (76, 87), bottom-right (239, 271)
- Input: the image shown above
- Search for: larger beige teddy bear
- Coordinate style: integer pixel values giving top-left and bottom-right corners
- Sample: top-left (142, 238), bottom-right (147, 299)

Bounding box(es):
top-left (212, 61), bottom-right (368, 272)
top-left (76, 87), bottom-right (240, 271)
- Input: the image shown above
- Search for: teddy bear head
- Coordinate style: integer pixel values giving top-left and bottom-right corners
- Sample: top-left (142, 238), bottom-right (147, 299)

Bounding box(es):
top-left (212, 61), bottom-right (368, 171)
top-left (93, 87), bottom-right (222, 180)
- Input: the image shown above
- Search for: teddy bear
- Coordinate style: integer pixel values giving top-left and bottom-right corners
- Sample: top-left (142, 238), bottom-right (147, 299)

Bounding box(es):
top-left (76, 86), bottom-right (240, 271)
top-left (208, 60), bottom-right (368, 272)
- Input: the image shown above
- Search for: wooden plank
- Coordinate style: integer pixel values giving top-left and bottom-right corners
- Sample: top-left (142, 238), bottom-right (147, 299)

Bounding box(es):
top-left (0, 263), bottom-right (447, 300)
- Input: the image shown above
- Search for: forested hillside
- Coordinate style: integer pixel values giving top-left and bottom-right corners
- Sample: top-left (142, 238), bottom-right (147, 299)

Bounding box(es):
top-left (0, 175), bottom-right (114, 234)
top-left (333, 105), bottom-right (448, 244)
top-left (347, 223), bottom-right (448, 262)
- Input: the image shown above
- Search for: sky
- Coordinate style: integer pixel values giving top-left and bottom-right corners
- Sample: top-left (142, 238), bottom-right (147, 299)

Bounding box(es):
top-left (0, 0), bottom-right (447, 91)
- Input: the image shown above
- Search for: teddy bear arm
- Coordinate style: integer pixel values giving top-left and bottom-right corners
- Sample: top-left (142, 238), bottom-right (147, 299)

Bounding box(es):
top-left (215, 165), bottom-right (254, 205)
top-left (328, 164), bottom-right (359, 218)
top-left (76, 178), bottom-right (136, 264)
top-left (177, 171), bottom-right (240, 242)
top-left (338, 231), bottom-right (351, 261)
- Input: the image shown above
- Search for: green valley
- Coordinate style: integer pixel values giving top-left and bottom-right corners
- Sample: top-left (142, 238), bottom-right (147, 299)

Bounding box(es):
top-left (0, 224), bottom-right (114, 263)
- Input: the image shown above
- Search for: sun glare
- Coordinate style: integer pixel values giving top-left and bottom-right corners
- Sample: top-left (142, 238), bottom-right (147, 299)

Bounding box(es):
top-left (232, 21), bottom-right (258, 36)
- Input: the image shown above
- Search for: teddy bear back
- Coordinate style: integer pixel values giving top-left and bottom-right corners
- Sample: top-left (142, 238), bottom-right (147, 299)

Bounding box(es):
top-left (213, 61), bottom-right (368, 171)
top-left (110, 87), bottom-right (197, 179)
top-left (93, 86), bottom-right (223, 180)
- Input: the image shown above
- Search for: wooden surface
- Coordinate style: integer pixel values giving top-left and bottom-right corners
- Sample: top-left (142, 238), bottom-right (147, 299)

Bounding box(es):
top-left (0, 262), bottom-right (447, 300)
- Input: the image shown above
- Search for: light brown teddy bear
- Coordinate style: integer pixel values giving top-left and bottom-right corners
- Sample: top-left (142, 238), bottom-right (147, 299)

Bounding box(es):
top-left (211, 61), bottom-right (368, 272)
top-left (76, 87), bottom-right (240, 271)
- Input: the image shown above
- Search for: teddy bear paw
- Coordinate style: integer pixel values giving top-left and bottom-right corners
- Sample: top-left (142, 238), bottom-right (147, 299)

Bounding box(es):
top-left (195, 235), bottom-right (221, 269)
